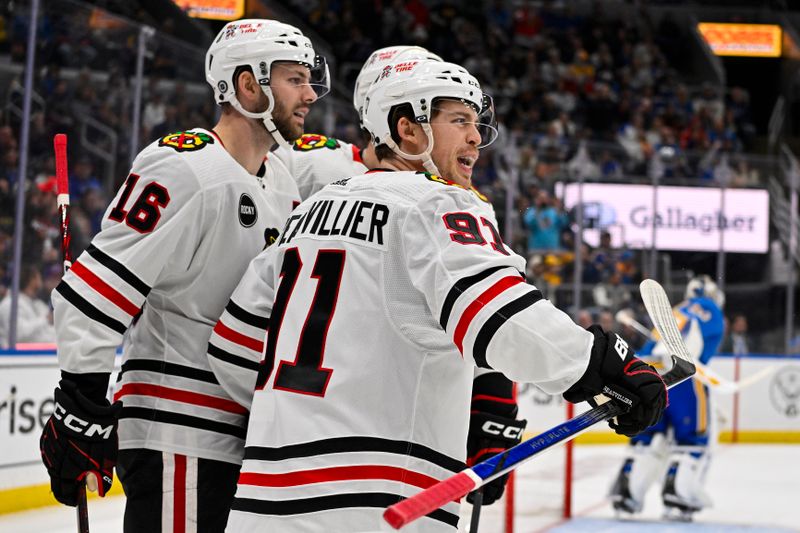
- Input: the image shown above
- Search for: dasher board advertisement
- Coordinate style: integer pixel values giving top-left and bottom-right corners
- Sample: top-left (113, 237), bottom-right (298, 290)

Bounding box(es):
top-left (556, 182), bottom-right (769, 253)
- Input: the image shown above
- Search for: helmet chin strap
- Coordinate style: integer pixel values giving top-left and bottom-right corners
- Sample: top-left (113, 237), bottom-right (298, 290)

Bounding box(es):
top-left (227, 88), bottom-right (291, 149)
top-left (385, 123), bottom-right (443, 176)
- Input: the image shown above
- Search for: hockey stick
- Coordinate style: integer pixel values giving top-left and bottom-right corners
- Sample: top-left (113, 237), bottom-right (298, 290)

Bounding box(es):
top-left (383, 279), bottom-right (695, 530)
top-left (615, 309), bottom-right (775, 394)
top-left (54, 134), bottom-right (90, 533)
top-left (468, 487), bottom-right (483, 532)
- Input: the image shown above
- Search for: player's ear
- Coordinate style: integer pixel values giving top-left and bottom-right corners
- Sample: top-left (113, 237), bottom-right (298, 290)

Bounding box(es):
top-left (236, 70), bottom-right (260, 107)
top-left (396, 116), bottom-right (425, 153)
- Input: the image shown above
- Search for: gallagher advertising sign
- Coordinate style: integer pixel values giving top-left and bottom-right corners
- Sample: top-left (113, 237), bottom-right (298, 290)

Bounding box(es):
top-left (556, 183), bottom-right (769, 253)
top-left (698, 22), bottom-right (782, 58)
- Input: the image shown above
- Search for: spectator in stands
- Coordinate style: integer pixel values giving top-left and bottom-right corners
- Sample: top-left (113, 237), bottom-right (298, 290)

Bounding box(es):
top-left (524, 190), bottom-right (568, 252)
top-left (577, 309), bottom-right (594, 329)
top-left (69, 156), bottom-right (101, 200)
top-left (723, 314), bottom-right (750, 355)
top-left (0, 264), bottom-right (55, 348)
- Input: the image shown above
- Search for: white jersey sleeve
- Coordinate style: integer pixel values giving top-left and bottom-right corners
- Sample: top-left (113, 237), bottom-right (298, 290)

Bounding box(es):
top-left (52, 148), bottom-right (203, 373)
top-left (206, 246), bottom-right (278, 410)
top-left (272, 134), bottom-right (368, 200)
top-left (403, 186), bottom-right (592, 394)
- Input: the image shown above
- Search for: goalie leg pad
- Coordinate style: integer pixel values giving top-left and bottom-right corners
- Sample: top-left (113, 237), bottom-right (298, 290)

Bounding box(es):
top-left (662, 451), bottom-right (712, 514)
top-left (610, 433), bottom-right (669, 513)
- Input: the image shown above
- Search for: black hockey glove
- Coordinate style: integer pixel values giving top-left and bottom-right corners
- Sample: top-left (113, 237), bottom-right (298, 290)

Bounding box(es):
top-left (466, 411), bottom-right (527, 505)
top-left (40, 379), bottom-right (122, 506)
top-left (466, 372), bottom-right (526, 506)
top-left (563, 325), bottom-right (667, 437)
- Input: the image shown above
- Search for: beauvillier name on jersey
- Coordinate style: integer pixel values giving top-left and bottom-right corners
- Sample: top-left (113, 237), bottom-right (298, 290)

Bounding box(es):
top-left (208, 170), bottom-right (592, 532)
top-left (272, 133), bottom-right (367, 200)
top-left (52, 128), bottom-right (300, 464)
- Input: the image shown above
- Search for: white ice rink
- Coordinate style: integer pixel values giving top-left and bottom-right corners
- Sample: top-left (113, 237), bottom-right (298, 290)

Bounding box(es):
top-left (1, 444), bottom-right (798, 532)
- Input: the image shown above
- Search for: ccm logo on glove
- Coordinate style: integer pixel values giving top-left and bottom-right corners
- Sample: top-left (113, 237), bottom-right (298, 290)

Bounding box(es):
top-left (481, 420), bottom-right (523, 440)
top-left (53, 402), bottom-right (115, 439)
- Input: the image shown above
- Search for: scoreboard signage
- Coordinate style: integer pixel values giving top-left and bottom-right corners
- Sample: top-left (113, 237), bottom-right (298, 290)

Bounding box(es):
top-left (172, 0), bottom-right (245, 21)
top-left (698, 22), bottom-right (782, 58)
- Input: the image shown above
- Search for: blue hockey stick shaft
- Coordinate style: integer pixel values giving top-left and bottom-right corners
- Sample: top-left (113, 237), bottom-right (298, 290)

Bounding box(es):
top-left (385, 359), bottom-right (694, 530)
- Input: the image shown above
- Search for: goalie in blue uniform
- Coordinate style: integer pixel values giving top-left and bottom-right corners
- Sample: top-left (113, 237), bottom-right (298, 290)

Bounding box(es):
top-left (610, 275), bottom-right (725, 520)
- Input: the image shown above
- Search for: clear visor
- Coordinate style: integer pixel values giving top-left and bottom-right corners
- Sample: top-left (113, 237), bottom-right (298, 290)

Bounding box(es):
top-left (430, 94), bottom-right (498, 148)
top-left (270, 55), bottom-right (330, 98)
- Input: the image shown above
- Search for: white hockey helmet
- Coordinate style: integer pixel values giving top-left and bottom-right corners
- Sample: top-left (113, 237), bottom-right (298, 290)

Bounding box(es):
top-left (353, 46), bottom-right (443, 119)
top-left (205, 19), bottom-right (330, 147)
top-left (361, 59), bottom-right (498, 176)
top-left (685, 274), bottom-right (725, 308)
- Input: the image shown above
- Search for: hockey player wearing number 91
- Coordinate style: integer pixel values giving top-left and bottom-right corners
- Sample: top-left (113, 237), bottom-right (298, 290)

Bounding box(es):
top-left (38, 19), bottom-right (329, 533)
top-left (269, 45), bottom-right (522, 508)
top-left (210, 58), bottom-right (667, 532)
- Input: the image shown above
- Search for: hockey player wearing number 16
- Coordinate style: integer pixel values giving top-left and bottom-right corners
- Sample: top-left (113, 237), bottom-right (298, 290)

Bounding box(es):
top-left (38, 19), bottom-right (329, 532)
top-left (213, 59), bottom-right (667, 532)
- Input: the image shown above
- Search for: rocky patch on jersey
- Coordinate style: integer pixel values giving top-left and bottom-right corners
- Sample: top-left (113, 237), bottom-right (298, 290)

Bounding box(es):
top-left (158, 131), bottom-right (215, 152)
top-left (420, 172), bottom-right (490, 203)
top-left (238, 193), bottom-right (258, 227)
top-left (293, 133), bottom-right (341, 151)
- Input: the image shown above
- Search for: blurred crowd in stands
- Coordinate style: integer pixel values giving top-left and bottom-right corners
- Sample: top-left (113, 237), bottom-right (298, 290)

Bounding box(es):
top-left (0, 0), bottom-right (778, 350)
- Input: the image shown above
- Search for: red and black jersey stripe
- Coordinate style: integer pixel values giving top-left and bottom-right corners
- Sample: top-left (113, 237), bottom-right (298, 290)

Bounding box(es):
top-left (231, 493), bottom-right (458, 528)
top-left (244, 436), bottom-right (464, 473)
top-left (120, 406), bottom-right (246, 439)
top-left (472, 289), bottom-right (543, 368)
top-left (85, 244), bottom-right (151, 297)
top-left (55, 281), bottom-right (127, 334)
top-left (225, 300), bottom-right (269, 330)
top-left (119, 358), bottom-right (220, 385)
top-left (207, 342), bottom-right (261, 371)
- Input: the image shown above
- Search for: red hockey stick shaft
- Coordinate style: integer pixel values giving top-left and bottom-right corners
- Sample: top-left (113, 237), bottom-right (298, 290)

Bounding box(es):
top-left (53, 133), bottom-right (89, 533)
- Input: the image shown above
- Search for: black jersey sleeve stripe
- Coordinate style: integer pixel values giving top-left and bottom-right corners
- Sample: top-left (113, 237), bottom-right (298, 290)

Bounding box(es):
top-left (439, 265), bottom-right (517, 330)
top-left (472, 289), bottom-right (544, 368)
top-left (56, 281), bottom-right (127, 335)
top-left (120, 359), bottom-right (219, 384)
top-left (85, 244), bottom-right (151, 297)
top-left (225, 300), bottom-right (269, 330)
top-left (231, 493), bottom-right (458, 527)
top-left (244, 436), bottom-right (464, 473)
top-left (120, 406), bottom-right (246, 439)
top-left (208, 342), bottom-right (261, 372)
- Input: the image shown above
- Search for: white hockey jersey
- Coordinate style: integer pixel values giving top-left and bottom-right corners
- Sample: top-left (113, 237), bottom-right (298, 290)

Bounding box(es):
top-left (212, 170), bottom-right (593, 532)
top-left (51, 128), bottom-right (300, 464)
top-left (272, 133), bottom-right (367, 200)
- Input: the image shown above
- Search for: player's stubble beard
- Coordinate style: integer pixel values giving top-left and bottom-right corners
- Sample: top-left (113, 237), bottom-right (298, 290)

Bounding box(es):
top-left (271, 98), bottom-right (304, 143)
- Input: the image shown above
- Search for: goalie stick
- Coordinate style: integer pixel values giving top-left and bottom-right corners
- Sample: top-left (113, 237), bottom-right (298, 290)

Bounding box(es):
top-left (614, 309), bottom-right (775, 394)
top-left (54, 134), bottom-right (90, 533)
top-left (383, 279), bottom-right (696, 530)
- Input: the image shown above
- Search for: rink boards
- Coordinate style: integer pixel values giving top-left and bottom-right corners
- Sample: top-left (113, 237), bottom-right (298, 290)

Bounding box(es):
top-left (1, 350), bottom-right (798, 514)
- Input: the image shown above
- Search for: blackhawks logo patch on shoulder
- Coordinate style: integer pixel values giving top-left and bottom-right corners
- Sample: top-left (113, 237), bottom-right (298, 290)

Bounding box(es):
top-left (293, 133), bottom-right (341, 152)
top-left (419, 172), bottom-right (489, 203)
top-left (159, 131), bottom-right (214, 152)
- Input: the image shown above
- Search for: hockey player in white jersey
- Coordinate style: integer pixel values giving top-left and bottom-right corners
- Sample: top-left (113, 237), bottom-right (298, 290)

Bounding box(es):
top-left (222, 45), bottom-right (523, 510)
top-left (272, 45), bottom-right (443, 200)
top-left (38, 19), bottom-right (329, 532)
top-left (212, 59), bottom-right (667, 532)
